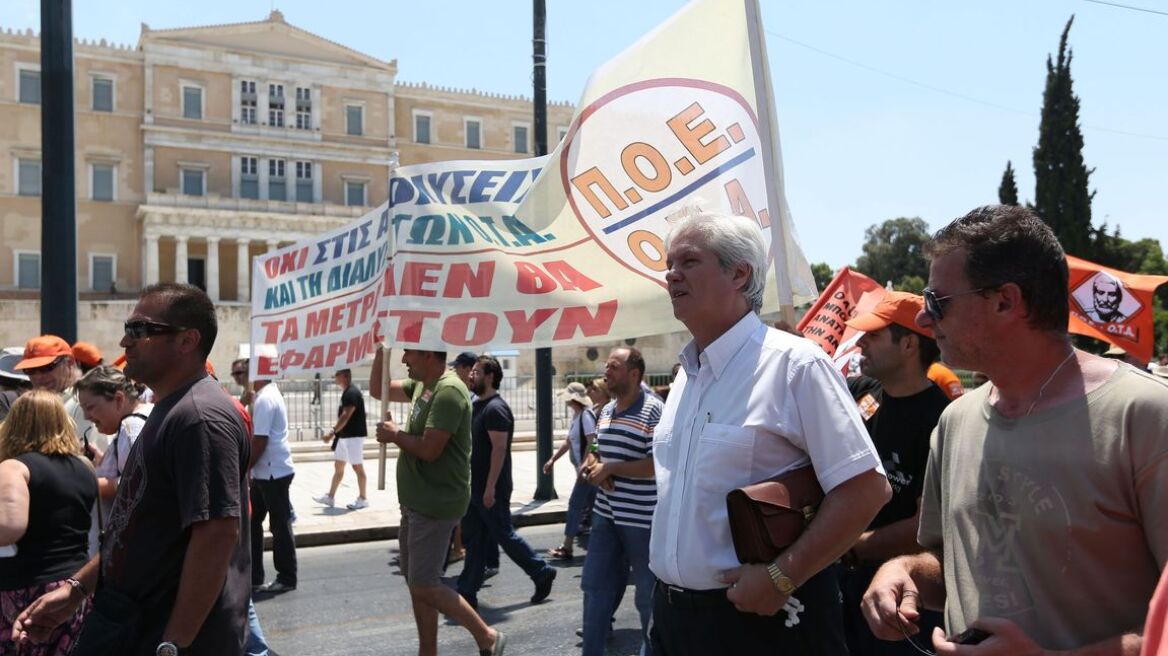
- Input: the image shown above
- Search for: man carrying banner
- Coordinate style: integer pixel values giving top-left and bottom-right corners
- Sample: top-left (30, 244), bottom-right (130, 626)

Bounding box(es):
top-left (838, 291), bottom-right (949, 655)
top-left (371, 349), bottom-right (505, 656)
top-left (649, 212), bottom-right (890, 655)
top-left (862, 205), bottom-right (1168, 654)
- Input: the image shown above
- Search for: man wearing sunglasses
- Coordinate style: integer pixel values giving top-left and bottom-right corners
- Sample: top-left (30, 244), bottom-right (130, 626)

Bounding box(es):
top-left (13, 283), bottom-right (252, 656)
top-left (862, 205), bottom-right (1168, 655)
top-left (14, 334), bottom-right (103, 457)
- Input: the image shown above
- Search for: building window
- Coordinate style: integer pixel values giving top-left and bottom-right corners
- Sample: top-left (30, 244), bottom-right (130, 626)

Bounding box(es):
top-left (414, 113), bottom-right (431, 144)
top-left (18, 69), bottom-right (40, 104)
top-left (90, 254), bottom-right (115, 292)
top-left (240, 156), bottom-right (259, 199)
top-left (91, 163), bottom-right (114, 202)
top-left (17, 158), bottom-right (41, 196)
top-left (181, 168), bottom-right (205, 196)
top-left (92, 77), bottom-right (114, 112)
top-left (268, 159), bottom-right (286, 201)
top-left (465, 118), bottom-right (481, 149)
top-left (295, 161), bottom-right (313, 202)
top-left (513, 124), bottom-right (529, 154)
top-left (346, 104), bottom-right (363, 136)
top-left (182, 85), bottom-right (203, 120)
top-left (269, 84), bottom-right (285, 127)
top-left (240, 80), bottom-right (257, 124)
top-left (15, 251), bottom-right (40, 289)
top-left (345, 180), bottom-right (366, 207)
top-left (295, 87), bottom-right (312, 130)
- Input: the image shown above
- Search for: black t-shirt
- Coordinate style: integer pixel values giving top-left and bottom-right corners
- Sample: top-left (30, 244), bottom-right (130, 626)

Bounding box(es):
top-left (0, 452), bottom-right (96, 590)
top-left (101, 375), bottom-right (250, 655)
top-left (848, 376), bottom-right (950, 530)
top-left (337, 384), bottom-right (367, 437)
top-left (470, 393), bottom-right (514, 500)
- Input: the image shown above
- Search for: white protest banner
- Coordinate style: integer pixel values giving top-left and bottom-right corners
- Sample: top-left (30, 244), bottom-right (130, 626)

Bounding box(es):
top-left (249, 0), bottom-right (818, 370)
top-left (377, 0), bottom-right (817, 350)
top-left (249, 209), bottom-right (391, 378)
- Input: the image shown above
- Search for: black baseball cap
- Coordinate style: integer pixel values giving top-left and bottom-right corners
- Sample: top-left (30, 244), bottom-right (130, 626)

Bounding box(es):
top-left (448, 351), bottom-right (478, 367)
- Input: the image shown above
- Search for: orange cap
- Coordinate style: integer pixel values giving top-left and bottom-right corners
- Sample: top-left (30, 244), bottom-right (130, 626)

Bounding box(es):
top-left (845, 291), bottom-right (933, 338)
top-left (15, 335), bottom-right (74, 370)
top-left (112, 353), bottom-right (127, 370)
top-left (204, 360), bottom-right (217, 378)
top-left (72, 341), bottom-right (104, 368)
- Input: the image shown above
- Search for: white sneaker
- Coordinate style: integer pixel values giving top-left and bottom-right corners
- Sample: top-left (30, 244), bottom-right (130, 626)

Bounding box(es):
top-left (313, 494), bottom-right (335, 507)
top-left (346, 497), bottom-right (369, 510)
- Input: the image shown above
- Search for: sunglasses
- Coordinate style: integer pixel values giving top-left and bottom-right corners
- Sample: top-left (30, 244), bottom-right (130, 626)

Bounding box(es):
top-left (124, 319), bottom-right (188, 340)
top-left (24, 357), bottom-right (66, 375)
top-left (922, 287), bottom-right (989, 322)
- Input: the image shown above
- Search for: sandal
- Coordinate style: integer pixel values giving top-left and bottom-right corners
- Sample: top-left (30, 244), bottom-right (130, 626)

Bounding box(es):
top-left (548, 546), bottom-right (574, 560)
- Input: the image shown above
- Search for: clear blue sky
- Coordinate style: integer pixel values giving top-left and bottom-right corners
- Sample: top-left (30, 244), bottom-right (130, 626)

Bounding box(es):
top-left (4, 0), bottom-right (1165, 270)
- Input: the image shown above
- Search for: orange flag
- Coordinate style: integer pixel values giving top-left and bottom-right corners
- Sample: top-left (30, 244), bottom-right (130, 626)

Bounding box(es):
top-left (797, 267), bottom-right (886, 369)
top-left (1066, 255), bottom-right (1168, 363)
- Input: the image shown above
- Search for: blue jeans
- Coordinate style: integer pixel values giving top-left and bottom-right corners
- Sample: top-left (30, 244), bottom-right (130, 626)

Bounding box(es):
top-left (564, 477), bottom-right (597, 539)
top-left (581, 514), bottom-right (654, 656)
top-left (245, 598), bottom-right (271, 656)
top-left (457, 492), bottom-right (553, 602)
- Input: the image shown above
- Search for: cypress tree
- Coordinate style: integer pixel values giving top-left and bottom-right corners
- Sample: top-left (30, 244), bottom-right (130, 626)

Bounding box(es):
top-left (1032, 15), bottom-right (1095, 256)
top-left (998, 161), bottom-right (1019, 206)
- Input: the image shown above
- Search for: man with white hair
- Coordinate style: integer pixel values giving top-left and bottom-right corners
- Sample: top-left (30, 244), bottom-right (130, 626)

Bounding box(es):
top-left (648, 212), bottom-right (890, 654)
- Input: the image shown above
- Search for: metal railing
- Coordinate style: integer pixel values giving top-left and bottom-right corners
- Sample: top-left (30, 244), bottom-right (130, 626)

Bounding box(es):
top-left (228, 372), bottom-right (680, 441)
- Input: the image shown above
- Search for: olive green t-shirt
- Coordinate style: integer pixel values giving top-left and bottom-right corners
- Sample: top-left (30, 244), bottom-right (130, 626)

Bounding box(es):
top-left (397, 371), bottom-right (472, 520)
top-left (919, 364), bottom-right (1168, 649)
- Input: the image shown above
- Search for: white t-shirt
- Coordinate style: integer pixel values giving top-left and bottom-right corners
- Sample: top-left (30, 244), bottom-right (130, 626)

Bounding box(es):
top-left (251, 383), bottom-right (294, 480)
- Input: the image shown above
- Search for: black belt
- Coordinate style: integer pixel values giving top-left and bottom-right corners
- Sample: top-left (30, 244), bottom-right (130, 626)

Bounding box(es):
top-left (655, 579), bottom-right (731, 609)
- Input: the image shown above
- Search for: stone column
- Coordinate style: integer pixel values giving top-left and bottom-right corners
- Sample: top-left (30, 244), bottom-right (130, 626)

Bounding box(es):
top-left (205, 236), bottom-right (220, 301)
top-left (174, 236), bottom-right (188, 284)
top-left (237, 239), bottom-right (250, 303)
top-left (145, 234), bottom-right (160, 285)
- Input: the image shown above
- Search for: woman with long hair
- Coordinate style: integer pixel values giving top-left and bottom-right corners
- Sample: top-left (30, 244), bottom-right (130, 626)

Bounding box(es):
top-left (0, 390), bottom-right (98, 655)
top-left (75, 365), bottom-right (152, 555)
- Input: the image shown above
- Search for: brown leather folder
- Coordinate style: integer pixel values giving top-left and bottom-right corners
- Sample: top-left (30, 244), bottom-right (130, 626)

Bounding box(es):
top-left (726, 465), bottom-right (824, 564)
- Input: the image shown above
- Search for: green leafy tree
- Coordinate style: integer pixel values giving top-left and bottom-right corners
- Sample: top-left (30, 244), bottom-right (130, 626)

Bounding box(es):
top-left (853, 217), bottom-right (931, 290)
top-left (810, 262), bottom-right (835, 293)
top-left (998, 161), bottom-right (1019, 206)
top-left (1032, 16), bottom-right (1095, 256)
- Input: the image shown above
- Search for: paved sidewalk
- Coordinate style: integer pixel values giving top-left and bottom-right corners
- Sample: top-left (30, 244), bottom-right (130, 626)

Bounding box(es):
top-left (259, 440), bottom-right (577, 548)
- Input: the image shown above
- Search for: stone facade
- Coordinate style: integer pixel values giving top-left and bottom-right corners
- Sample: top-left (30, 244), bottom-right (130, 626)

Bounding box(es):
top-left (0, 12), bottom-right (615, 375)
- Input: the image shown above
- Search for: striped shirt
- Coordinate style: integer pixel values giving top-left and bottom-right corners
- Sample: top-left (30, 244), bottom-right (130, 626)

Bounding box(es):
top-left (593, 392), bottom-right (663, 529)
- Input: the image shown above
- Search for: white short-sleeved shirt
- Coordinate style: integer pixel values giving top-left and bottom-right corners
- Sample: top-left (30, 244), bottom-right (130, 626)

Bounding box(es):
top-left (90, 403), bottom-right (153, 557)
top-left (649, 312), bottom-right (885, 590)
top-left (251, 383), bottom-right (294, 480)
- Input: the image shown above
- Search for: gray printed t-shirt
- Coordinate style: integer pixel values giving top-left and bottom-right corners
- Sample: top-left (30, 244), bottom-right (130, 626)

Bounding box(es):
top-left (919, 364), bottom-right (1168, 650)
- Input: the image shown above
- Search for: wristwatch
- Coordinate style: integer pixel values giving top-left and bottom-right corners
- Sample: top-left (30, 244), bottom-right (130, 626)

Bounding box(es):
top-left (766, 561), bottom-right (797, 595)
top-left (156, 642), bottom-right (180, 656)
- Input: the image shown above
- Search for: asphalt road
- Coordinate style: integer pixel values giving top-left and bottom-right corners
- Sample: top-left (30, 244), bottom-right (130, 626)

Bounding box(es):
top-left (254, 524), bottom-right (646, 655)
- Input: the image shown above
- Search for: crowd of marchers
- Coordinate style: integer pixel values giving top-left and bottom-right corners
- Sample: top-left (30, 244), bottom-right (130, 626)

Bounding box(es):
top-left (0, 203), bottom-right (1166, 656)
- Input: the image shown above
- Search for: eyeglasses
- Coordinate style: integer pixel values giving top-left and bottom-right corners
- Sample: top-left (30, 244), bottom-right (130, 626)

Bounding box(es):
top-left (124, 319), bottom-right (187, 340)
top-left (24, 357), bottom-right (66, 375)
top-left (922, 287), bottom-right (989, 322)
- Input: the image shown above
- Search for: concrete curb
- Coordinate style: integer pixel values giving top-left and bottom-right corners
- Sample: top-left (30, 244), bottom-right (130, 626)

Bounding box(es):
top-left (268, 508), bottom-right (569, 550)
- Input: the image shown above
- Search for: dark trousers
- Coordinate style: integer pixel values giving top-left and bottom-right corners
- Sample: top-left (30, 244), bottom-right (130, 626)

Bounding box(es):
top-left (650, 569), bottom-right (848, 656)
top-left (457, 492), bottom-right (551, 602)
top-left (250, 474), bottom-right (297, 587)
top-left (837, 562), bottom-right (943, 655)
